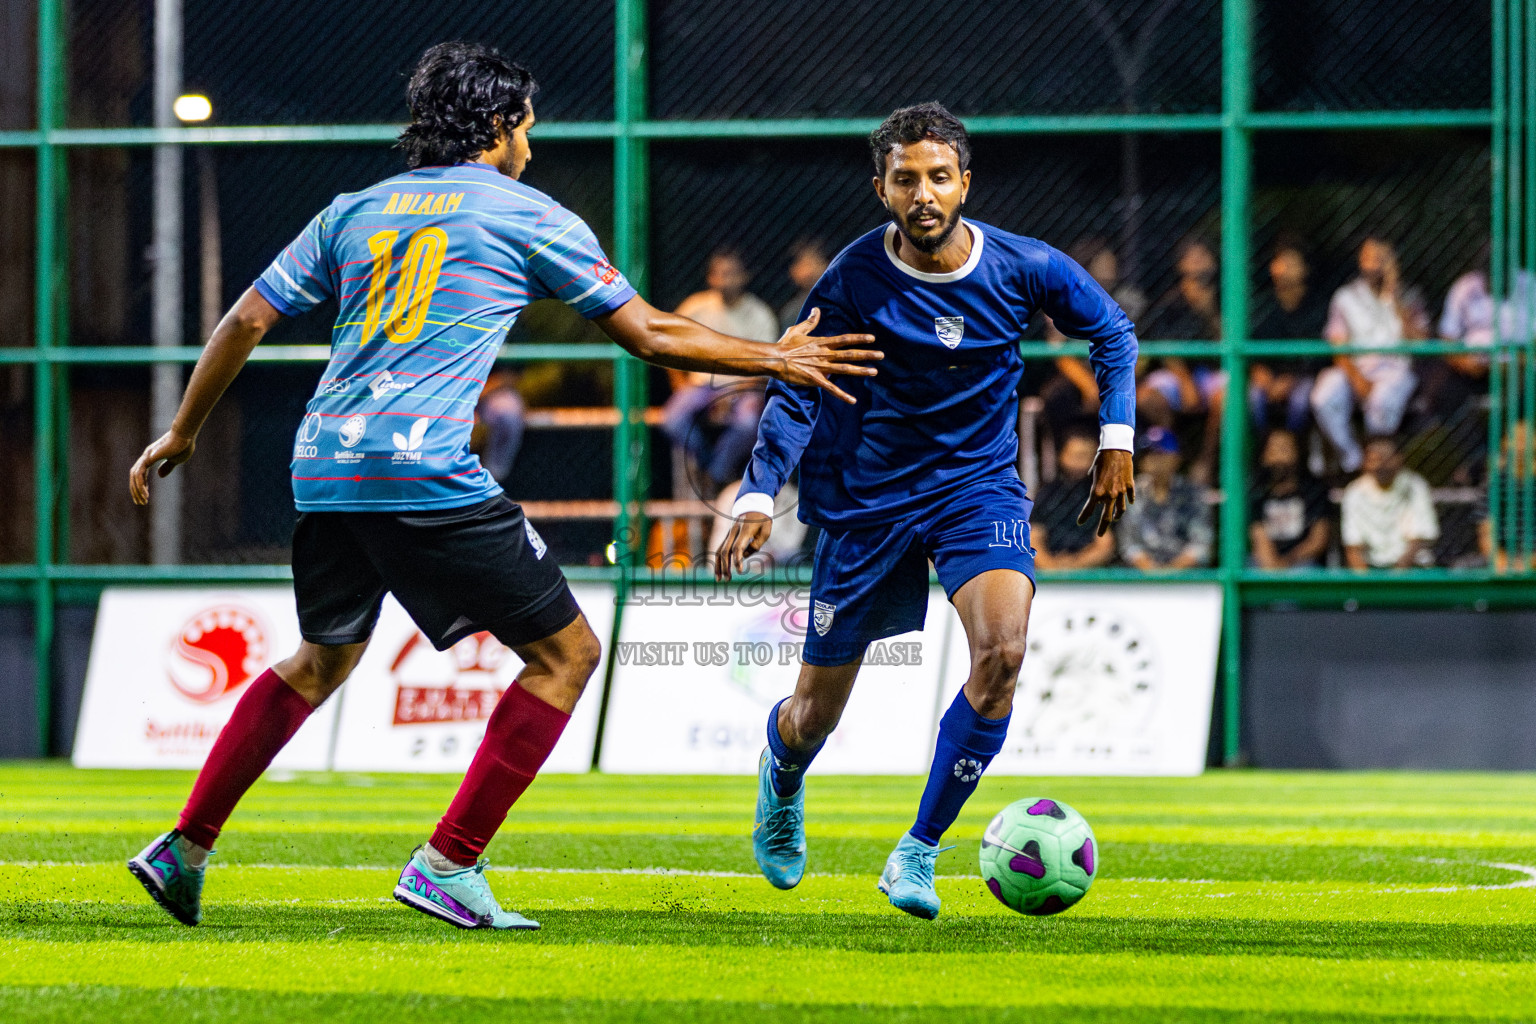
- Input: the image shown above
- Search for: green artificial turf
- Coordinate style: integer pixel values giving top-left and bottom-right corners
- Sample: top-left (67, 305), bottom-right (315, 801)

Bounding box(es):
top-left (2, 764), bottom-right (1534, 1022)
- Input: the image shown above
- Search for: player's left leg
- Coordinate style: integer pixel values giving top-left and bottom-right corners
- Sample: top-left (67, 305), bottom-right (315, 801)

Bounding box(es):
top-left (396, 613), bottom-right (601, 931)
top-left (878, 481), bottom-right (1035, 919)
top-left (362, 496), bottom-right (598, 930)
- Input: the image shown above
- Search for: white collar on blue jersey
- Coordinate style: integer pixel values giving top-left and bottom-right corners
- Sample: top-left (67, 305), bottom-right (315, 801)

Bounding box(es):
top-left (882, 220), bottom-right (985, 283)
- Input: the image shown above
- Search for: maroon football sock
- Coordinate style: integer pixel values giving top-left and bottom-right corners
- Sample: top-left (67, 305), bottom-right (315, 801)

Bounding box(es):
top-left (429, 681), bottom-right (570, 867)
top-left (176, 669), bottom-right (315, 850)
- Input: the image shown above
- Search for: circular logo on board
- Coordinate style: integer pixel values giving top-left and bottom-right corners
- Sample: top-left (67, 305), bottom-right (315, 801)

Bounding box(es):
top-left (166, 605), bottom-right (269, 703)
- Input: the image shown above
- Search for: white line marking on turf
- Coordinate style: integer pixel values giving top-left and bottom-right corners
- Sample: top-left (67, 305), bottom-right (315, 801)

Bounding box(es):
top-left (9, 859), bottom-right (1536, 891)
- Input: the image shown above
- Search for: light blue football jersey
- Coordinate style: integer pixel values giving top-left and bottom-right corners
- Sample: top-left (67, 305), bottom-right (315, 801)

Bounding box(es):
top-left (254, 161), bottom-right (635, 512)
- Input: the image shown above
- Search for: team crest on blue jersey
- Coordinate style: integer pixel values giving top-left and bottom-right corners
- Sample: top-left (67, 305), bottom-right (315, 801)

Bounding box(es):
top-left (934, 316), bottom-right (965, 349)
top-left (813, 600), bottom-right (836, 636)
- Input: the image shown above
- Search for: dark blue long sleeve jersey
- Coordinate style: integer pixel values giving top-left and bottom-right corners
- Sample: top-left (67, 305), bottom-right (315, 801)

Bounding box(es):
top-left (736, 220), bottom-right (1139, 529)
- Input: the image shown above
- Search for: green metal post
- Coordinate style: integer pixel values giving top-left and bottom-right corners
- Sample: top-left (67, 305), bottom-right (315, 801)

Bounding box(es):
top-left (33, 0), bottom-right (65, 755)
top-left (1218, 0), bottom-right (1252, 766)
top-left (1492, 0), bottom-right (1508, 571)
top-left (1505, 0), bottom-right (1524, 559)
top-left (612, 0), bottom-right (650, 568)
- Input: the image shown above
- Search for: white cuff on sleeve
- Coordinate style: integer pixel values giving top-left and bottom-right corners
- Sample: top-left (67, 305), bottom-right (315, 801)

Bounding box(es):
top-left (1099, 423), bottom-right (1135, 453)
top-left (731, 491), bottom-right (776, 519)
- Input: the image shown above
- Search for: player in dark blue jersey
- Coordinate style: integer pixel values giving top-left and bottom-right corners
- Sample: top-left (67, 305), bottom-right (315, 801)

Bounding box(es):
top-left (123, 42), bottom-right (880, 933)
top-left (716, 103), bottom-right (1138, 919)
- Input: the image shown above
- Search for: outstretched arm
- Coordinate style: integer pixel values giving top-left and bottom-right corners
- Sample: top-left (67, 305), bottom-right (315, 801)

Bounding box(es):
top-left (594, 296), bottom-right (880, 405)
top-left (130, 287), bottom-right (284, 504)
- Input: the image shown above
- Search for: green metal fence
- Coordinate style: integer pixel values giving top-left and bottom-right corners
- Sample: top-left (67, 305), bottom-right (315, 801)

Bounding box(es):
top-left (2, 0), bottom-right (1533, 764)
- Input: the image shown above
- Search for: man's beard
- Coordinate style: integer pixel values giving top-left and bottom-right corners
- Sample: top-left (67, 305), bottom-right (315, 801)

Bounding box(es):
top-left (889, 200), bottom-right (965, 254)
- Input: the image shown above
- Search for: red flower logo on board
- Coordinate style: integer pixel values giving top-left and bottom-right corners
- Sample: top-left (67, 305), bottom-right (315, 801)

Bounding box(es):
top-left (166, 605), bottom-right (269, 704)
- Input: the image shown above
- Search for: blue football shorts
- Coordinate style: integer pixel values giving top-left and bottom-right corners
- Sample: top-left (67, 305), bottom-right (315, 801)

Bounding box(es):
top-left (801, 476), bottom-right (1037, 666)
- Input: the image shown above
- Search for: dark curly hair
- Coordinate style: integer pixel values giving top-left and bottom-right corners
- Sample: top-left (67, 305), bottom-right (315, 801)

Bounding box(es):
top-left (869, 102), bottom-right (971, 178)
top-left (398, 42), bottom-right (537, 169)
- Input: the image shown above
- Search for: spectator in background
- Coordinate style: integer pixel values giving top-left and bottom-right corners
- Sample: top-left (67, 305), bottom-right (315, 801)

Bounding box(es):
top-left (470, 370), bottom-right (527, 486)
top-left (664, 247), bottom-right (780, 492)
top-left (1040, 238), bottom-right (1148, 443)
top-left (1249, 242), bottom-right (1327, 434)
top-left (1249, 428), bottom-right (1331, 568)
top-left (778, 238), bottom-right (830, 333)
top-left (1477, 421), bottom-right (1536, 573)
top-left (1311, 237), bottom-right (1429, 474)
top-left (1341, 434), bottom-right (1439, 569)
top-left (1420, 248), bottom-right (1536, 422)
top-left (1031, 421), bottom-right (1117, 570)
top-left (1119, 426), bottom-right (1213, 570)
top-left (1140, 237), bottom-right (1225, 485)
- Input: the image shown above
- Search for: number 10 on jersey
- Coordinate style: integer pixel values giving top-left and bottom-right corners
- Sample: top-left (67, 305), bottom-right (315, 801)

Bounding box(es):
top-left (363, 227), bottom-right (448, 345)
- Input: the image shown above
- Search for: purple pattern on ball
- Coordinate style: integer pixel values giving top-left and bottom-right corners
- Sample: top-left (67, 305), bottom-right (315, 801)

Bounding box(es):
top-left (1027, 799), bottom-right (1066, 819)
top-left (986, 876), bottom-right (1009, 906)
top-left (1009, 852), bottom-right (1047, 879)
top-left (1073, 838), bottom-right (1095, 875)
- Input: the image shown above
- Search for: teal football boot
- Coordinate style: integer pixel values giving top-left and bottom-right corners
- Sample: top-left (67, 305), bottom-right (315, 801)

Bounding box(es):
top-left (877, 832), bottom-right (952, 920)
top-left (752, 747), bottom-right (807, 889)
top-left (393, 847), bottom-right (539, 930)
top-left (128, 830), bottom-right (207, 927)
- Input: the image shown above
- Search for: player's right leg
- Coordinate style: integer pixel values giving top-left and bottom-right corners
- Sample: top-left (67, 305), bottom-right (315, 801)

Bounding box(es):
top-left (755, 657), bottom-right (861, 889)
top-left (753, 521), bottom-right (929, 889)
top-left (129, 510), bottom-right (382, 926)
top-left (128, 640), bottom-right (367, 926)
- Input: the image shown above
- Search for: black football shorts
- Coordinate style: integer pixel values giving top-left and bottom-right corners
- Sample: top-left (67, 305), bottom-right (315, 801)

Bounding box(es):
top-left (292, 495), bottom-right (580, 651)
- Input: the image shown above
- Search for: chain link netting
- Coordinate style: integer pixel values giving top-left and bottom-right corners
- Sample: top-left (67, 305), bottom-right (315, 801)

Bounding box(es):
top-left (69, 0), bottom-right (614, 127)
top-left (0, 0), bottom-right (36, 130)
top-left (1255, 0), bottom-right (1491, 112)
top-left (651, 0), bottom-right (1221, 120)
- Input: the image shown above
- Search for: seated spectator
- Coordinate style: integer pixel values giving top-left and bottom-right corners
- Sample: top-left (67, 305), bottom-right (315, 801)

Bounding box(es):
top-left (778, 238), bottom-right (830, 333)
top-left (1419, 248), bottom-right (1536, 422)
top-left (470, 370), bottom-right (526, 486)
top-left (1341, 435), bottom-right (1439, 569)
top-left (1039, 238), bottom-right (1147, 444)
top-left (1248, 428), bottom-right (1330, 568)
top-left (1140, 237), bottom-right (1225, 485)
top-left (1031, 422), bottom-right (1117, 570)
top-left (1477, 421), bottom-right (1536, 573)
top-left (1311, 237), bottom-right (1429, 473)
top-left (1119, 426), bottom-right (1213, 570)
top-left (664, 248), bottom-right (779, 493)
top-left (1250, 242), bottom-right (1327, 434)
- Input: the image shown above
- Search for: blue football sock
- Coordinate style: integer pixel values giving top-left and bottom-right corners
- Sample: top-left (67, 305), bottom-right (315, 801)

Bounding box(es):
top-left (766, 697), bottom-right (824, 798)
top-left (910, 689), bottom-right (1011, 846)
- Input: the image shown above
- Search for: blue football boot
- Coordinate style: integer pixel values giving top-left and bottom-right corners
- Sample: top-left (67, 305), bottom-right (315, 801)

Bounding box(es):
top-left (128, 830), bottom-right (207, 927)
top-left (752, 747), bottom-right (807, 889)
top-left (393, 847), bottom-right (539, 930)
top-left (877, 832), bottom-right (952, 920)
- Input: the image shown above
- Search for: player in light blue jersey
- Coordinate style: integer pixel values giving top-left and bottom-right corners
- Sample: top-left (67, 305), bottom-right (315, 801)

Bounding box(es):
top-left (716, 104), bottom-right (1138, 919)
top-left (124, 42), bottom-right (880, 932)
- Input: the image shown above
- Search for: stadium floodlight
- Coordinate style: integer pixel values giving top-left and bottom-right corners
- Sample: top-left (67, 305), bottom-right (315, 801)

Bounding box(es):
top-left (173, 94), bottom-right (212, 122)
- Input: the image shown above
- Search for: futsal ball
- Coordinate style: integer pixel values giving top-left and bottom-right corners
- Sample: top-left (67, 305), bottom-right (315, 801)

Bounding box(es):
top-left (979, 797), bottom-right (1097, 915)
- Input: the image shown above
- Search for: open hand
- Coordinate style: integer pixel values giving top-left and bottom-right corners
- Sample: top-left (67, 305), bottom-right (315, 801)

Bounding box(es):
top-left (1076, 449), bottom-right (1135, 537)
top-left (715, 511), bottom-right (773, 581)
top-left (130, 429), bottom-right (196, 505)
top-left (770, 308), bottom-right (883, 404)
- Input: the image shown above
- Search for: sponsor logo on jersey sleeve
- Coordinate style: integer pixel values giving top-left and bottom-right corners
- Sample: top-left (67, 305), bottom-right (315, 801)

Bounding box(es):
top-left (934, 316), bottom-right (965, 349)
